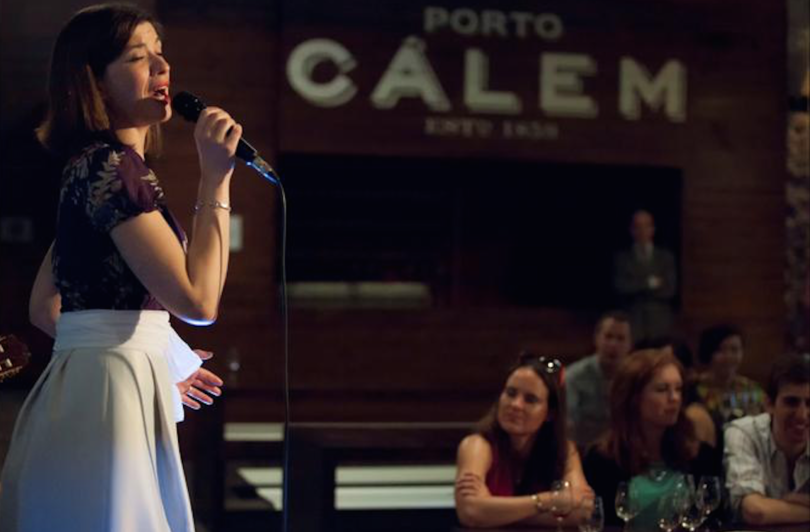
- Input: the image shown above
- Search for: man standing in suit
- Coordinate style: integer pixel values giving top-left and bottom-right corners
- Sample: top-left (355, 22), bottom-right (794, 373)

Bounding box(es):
top-left (613, 210), bottom-right (677, 344)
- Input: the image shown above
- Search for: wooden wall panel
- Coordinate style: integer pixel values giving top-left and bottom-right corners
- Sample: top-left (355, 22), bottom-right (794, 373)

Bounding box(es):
top-left (270, 0), bottom-right (787, 419)
top-left (0, 0), bottom-right (791, 424)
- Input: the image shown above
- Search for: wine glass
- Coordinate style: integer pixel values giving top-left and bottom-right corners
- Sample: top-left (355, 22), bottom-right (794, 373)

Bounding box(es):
top-left (615, 481), bottom-right (640, 531)
top-left (550, 480), bottom-right (573, 532)
top-left (698, 476), bottom-right (721, 515)
top-left (657, 487), bottom-right (686, 532)
top-left (579, 496), bottom-right (604, 532)
top-left (698, 475), bottom-right (722, 529)
top-left (679, 476), bottom-right (706, 532)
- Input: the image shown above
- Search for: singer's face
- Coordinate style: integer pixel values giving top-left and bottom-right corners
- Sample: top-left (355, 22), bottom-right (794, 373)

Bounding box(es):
top-left (100, 22), bottom-right (171, 130)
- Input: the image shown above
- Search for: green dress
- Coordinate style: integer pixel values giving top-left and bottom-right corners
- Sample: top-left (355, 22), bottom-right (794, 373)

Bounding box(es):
top-left (627, 467), bottom-right (689, 531)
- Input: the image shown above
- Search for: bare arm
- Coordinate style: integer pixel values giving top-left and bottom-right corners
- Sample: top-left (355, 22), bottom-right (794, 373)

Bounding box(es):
top-left (454, 434), bottom-right (539, 528)
top-left (685, 402), bottom-right (717, 448)
top-left (112, 108), bottom-right (241, 325)
top-left (454, 435), bottom-right (591, 528)
top-left (521, 441), bottom-right (595, 526)
top-left (741, 493), bottom-right (810, 525)
top-left (29, 242), bottom-right (60, 338)
top-left (562, 440), bottom-right (592, 494)
top-left (783, 493), bottom-right (810, 507)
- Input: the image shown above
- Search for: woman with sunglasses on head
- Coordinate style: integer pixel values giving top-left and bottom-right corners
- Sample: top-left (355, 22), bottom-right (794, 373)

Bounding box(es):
top-left (582, 349), bottom-right (722, 529)
top-left (455, 352), bottom-right (594, 528)
top-left (0, 4), bottom-right (240, 531)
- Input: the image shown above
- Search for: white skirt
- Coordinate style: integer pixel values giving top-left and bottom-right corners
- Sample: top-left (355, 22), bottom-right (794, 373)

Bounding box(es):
top-left (0, 310), bottom-right (195, 532)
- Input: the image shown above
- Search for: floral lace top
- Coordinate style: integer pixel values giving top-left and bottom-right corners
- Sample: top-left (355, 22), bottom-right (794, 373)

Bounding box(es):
top-left (53, 141), bottom-right (187, 312)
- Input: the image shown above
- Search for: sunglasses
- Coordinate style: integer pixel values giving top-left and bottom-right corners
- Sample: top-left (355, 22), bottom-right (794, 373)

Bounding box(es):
top-left (518, 351), bottom-right (563, 375)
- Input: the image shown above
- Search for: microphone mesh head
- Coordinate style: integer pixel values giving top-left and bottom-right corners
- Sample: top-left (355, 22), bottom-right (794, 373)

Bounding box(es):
top-left (172, 91), bottom-right (207, 122)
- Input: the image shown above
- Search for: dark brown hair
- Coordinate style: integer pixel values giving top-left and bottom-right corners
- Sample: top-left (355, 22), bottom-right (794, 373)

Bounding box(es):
top-left (594, 309), bottom-right (632, 337)
top-left (697, 324), bottom-right (743, 366)
top-left (475, 353), bottom-right (568, 493)
top-left (766, 353), bottom-right (810, 402)
top-left (36, 3), bottom-right (163, 156)
top-left (597, 348), bottom-right (695, 476)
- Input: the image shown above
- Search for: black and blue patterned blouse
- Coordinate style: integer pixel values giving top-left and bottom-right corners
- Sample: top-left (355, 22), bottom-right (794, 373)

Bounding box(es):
top-left (53, 141), bottom-right (187, 312)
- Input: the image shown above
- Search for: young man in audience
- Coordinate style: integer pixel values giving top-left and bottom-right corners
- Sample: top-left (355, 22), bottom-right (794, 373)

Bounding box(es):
top-left (566, 311), bottom-right (633, 450)
top-left (724, 353), bottom-right (810, 526)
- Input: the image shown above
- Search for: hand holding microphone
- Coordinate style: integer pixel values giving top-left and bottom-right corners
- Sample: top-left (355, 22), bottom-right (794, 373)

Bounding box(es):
top-left (194, 107), bottom-right (242, 182)
top-left (172, 91), bottom-right (279, 185)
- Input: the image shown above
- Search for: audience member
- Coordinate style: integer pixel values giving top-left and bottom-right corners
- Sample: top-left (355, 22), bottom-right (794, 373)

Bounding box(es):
top-left (583, 349), bottom-right (721, 528)
top-left (634, 335), bottom-right (694, 378)
top-left (724, 353), bottom-right (810, 526)
top-left (455, 352), bottom-right (594, 528)
top-left (695, 325), bottom-right (766, 430)
top-left (613, 210), bottom-right (677, 344)
top-left (566, 311), bottom-right (633, 450)
top-left (636, 336), bottom-right (717, 448)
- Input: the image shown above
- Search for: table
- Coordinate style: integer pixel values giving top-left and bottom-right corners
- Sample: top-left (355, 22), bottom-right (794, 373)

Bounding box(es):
top-left (452, 525), bottom-right (810, 532)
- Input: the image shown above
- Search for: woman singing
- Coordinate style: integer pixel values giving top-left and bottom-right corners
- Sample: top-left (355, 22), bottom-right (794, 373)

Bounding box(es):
top-left (0, 4), bottom-right (240, 531)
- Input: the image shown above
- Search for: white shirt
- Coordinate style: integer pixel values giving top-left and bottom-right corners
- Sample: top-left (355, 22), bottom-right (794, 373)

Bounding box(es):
top-left (724, 413), bottom-right (810, 517)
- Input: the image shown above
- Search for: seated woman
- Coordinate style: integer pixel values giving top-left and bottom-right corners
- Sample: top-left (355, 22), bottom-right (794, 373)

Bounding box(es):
top-left (583, 349), bottom-right (722, 528)
top-left (636, 336), bottom-right (718, 448)
top-left (455, 352), bottom-right (594, 528)
top-left (694, 325), bottom-right (765, 430)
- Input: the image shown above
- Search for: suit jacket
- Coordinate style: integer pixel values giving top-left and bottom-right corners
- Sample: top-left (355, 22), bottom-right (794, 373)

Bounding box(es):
top-left (613, 245), bottom-right (677, 341)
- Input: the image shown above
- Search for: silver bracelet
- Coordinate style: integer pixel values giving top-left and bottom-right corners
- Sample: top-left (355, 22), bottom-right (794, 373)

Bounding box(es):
top-left (194, 200), bottom-right (232, 213)
top-left (531, 493), bottom-right (547, 513)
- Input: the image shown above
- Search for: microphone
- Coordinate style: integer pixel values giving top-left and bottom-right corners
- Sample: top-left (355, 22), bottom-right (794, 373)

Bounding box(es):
top-left (172, 91), bottom-right (279, 185)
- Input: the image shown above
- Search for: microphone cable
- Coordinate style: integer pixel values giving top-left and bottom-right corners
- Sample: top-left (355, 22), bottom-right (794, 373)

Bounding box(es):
top-left (172, 91), bottom-right (292, 530)
top-left (244, 165), bottom-right (291, 532)
top-left (275, 180), bottom-right (292, 532)
top-left (245, 162), bottom-right (291, 532)
top-left (238, 151), bottom-right (291, 532)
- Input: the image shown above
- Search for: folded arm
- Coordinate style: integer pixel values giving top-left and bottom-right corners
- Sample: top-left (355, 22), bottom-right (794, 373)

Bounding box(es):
top-left (521, 441), bottom-right (595, 526)
top-left (741, 493), bottom-right (810, 525)
top-left (455, 435), bottom-right (593, 528)
top-left (724, 423), bottom-right (810, 525)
